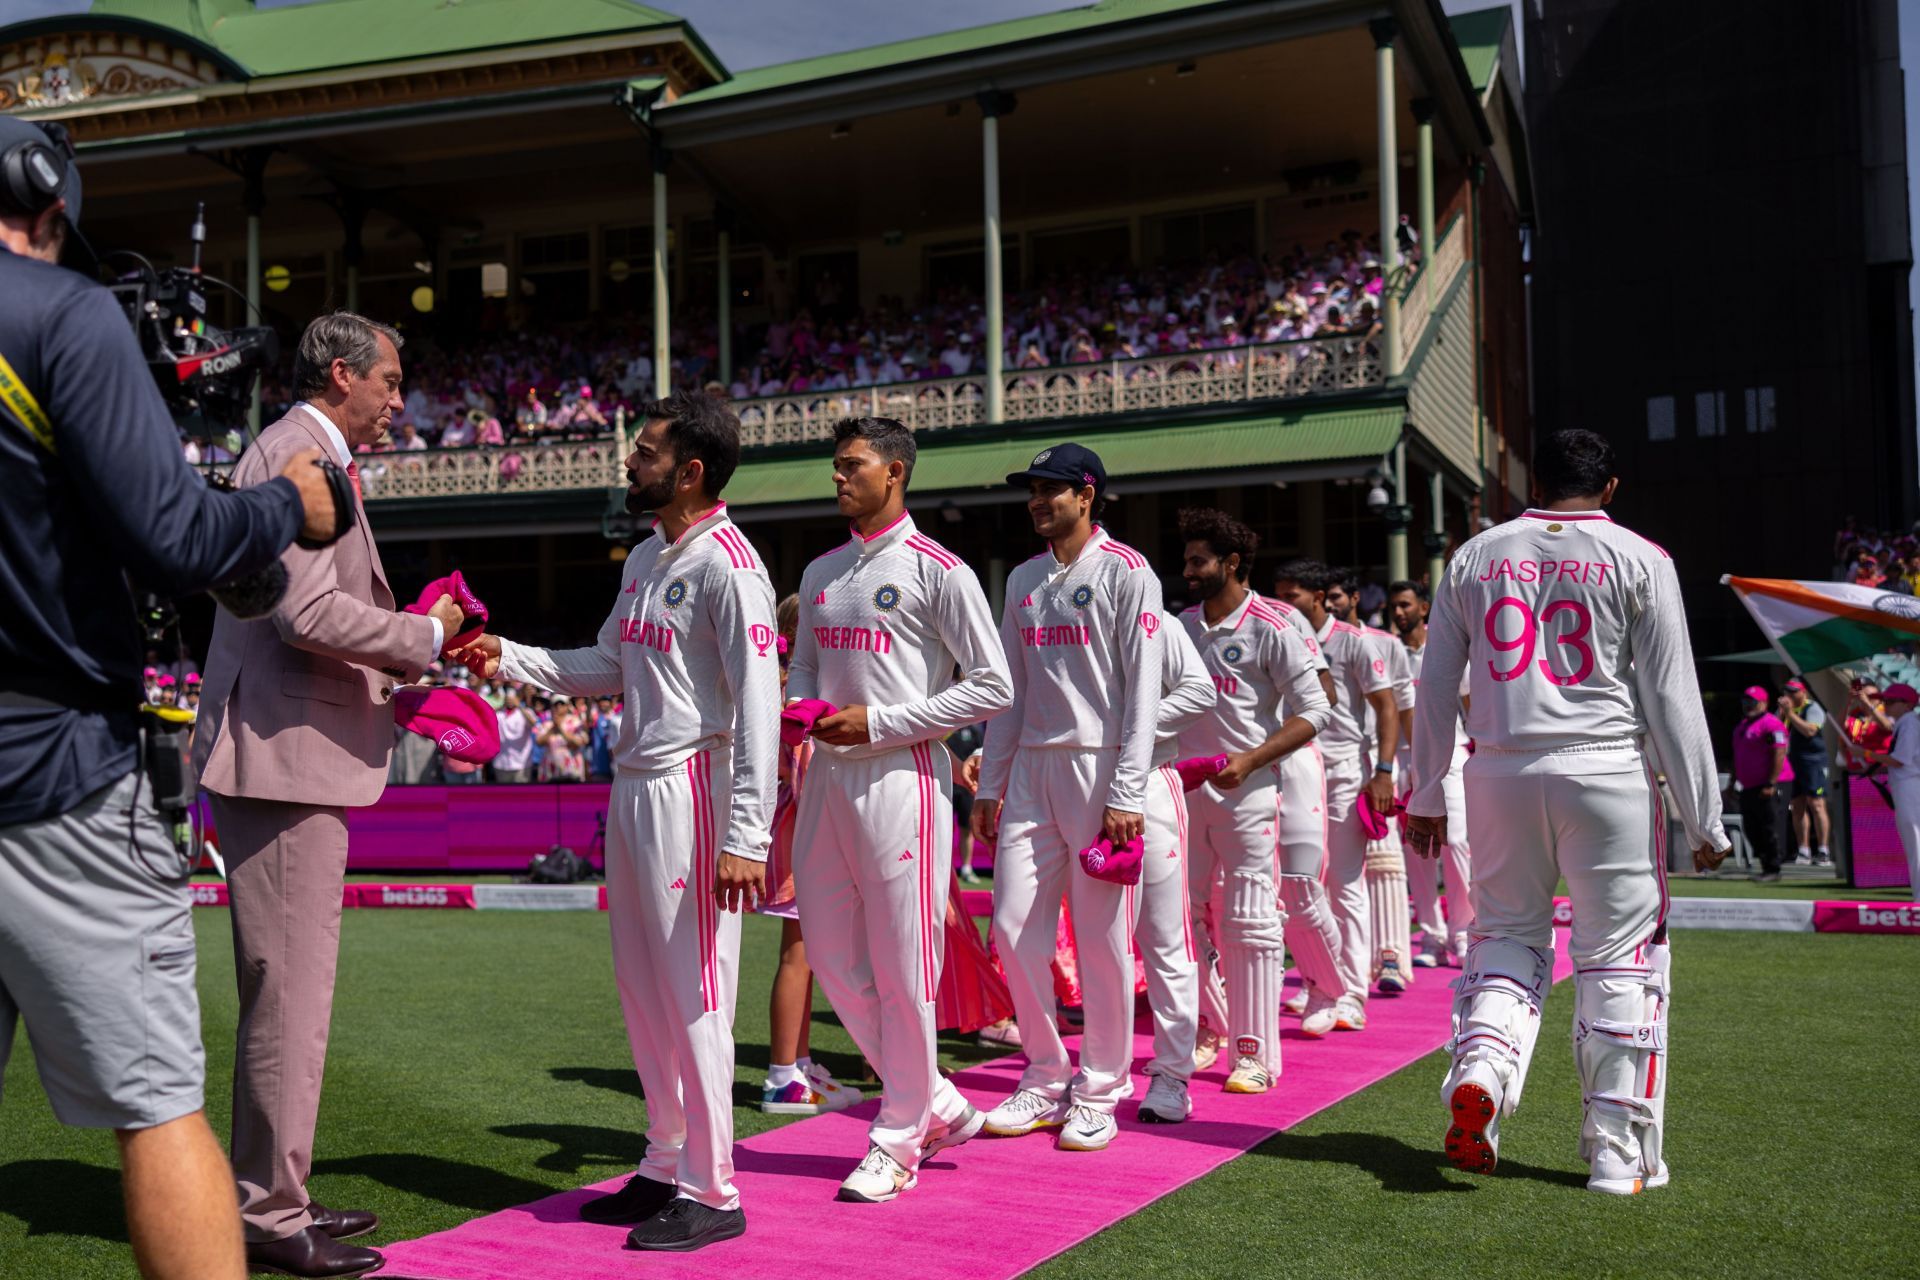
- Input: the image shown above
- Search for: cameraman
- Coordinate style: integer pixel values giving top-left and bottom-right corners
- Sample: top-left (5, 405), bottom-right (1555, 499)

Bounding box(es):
top-left (0, 115), bottom-right (337, 1280)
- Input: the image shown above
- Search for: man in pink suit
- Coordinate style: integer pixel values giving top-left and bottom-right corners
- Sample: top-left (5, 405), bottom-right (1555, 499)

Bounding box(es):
top-left (194, 312), bottom-right (462, 1279)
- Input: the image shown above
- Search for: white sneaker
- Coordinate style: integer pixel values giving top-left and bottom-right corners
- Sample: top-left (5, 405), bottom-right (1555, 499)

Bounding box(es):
top-left (836, 1143), bottom-right (916, 1203)
top-left (921, 1104), bottom-right (987, 1156)
top-left (1223, 1054), bottom-right (1273, 1094)
top-left (1793, 849), bottom-right (1813, 867)
top-left (1443, 1059), bottom-right (1503, 1175)
top-left (803, 1062), bottom-right (863, 1114)
top-left (983, 1088), bottom-right (1068, 1136)
top-left (1281, 988), bottom-right (1309, 1016)
top-left (1192, 1027), bottom-right (1223, 1073)
top-left (976, 1018), bottom-right (1023, 1050)
top-left (1300, 988), bottom-right (1340, 1038)
top-left (1413, 935), bottom-right (1445, 968)
top-left (1057, 1103), bottom-right (1117, 1151)
top-left (1333, 994), bottom-right (1367, 1031)
top-left (1138, 1073), bottom-right (1191, 1124)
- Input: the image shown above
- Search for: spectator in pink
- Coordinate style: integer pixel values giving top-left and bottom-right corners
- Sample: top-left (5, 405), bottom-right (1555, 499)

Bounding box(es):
top-left (1732, 685), bottom-right (1793, 882)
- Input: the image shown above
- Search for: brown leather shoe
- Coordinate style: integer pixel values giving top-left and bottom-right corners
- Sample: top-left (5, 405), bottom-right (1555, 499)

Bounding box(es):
top-left (246, 1226), bottom-right (384, 1277)
top-left (307, 1201), bottom-right (379, 1240)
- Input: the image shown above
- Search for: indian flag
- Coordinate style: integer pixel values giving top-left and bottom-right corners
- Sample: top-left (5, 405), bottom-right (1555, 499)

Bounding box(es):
top-left (1723, 576), bottom-right (1920, 673)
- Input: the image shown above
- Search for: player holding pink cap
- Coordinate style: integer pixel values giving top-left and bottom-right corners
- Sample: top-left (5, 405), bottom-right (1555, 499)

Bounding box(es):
top-left (1175, 509), bottom-right (1330, 1093)
top-left (974, 442), bottom-right (1162, 1152)
top-left (1407, 429), bottom-right (1729, 1196)
top-left (455, 392), bottom-right (776, 1252)
top-left (784, 416), bottom-right (1012, 1203)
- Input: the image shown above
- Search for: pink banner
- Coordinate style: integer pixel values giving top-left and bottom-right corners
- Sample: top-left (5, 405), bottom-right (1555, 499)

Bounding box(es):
top-left (189, 881), bottom-right (230, 907)
top-left (342, 883), bottom-right (477, 910)
top-left (1847, 777), bottom-right (1912, 890)
top-left (1813, 900), bottom-right (1920, 934)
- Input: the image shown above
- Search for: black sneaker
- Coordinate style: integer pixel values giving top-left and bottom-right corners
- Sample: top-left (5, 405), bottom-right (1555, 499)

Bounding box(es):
top-left (625, 1197), bottom-right (746, 1252)
top-left (580, 1174), bottom-right (677, 1225)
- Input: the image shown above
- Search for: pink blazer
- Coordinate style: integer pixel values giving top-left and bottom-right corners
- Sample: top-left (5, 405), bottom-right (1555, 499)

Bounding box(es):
top-left (192, 411), bottom-right (437, 808)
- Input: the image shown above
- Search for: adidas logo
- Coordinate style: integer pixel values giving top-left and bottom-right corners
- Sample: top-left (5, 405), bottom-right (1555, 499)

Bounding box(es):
top-left (1021, 593), bottom-right (1033, 607)
top-left (624, 580), bottom-right (638, 594)
top-left (814, 590), bottom-right (827, 604)
top-left (669, 877), bottom-right (686, 890)
top-left (897, 850), bottom-right (914, 862)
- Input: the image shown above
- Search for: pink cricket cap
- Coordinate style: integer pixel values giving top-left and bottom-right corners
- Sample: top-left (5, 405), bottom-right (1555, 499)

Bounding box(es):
top-left (1356, 799), bottom-right (1395, 841)
top-left (1174, 754), bottom-right (1229, 792)
top-left (404, 570), bottom-right (489, 649)
top-left (780, 698), bottom-right (838, 747)
top-left (1078, 834), bottom-right (1144, 886)
top-left (1881, 683), bottom-right (1919, 706)
top-left (393, 686), bottom-right (501, 764)
top-left (155, 673), bottom-right (176, 687)
top-left (1785, 679), bottom-right (1805, 691)
top-left (1743, 685), bottom-right (1771, 703)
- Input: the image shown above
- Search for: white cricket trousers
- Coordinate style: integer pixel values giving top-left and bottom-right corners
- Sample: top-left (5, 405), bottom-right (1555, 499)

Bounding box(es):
top-left (1891, 780), bottom-right (1920, 903)
top-left (1136, 762), bottom-right (1198, 1081)
top-left (793, 742), bottom-right (972, 1170)
top-left (1322, 751), bottom-right (1373, 1001)
top-left (1409, 756), bottom-right (1473, 949)
top-left (605, 748), bottom-right (743, 1211)
top-left (992, 746), bottom-right (1141, 1113)
top-left (1464, 757), bottom-right (1665, 958)
top-left (1187, 764), bottom-right (1286, 1074)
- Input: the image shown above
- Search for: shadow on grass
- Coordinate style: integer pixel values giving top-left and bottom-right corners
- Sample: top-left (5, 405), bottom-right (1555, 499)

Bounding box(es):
top-left (490, 1123), bottom-right (644, 1176)
top-left (309, 1153), bottom-right (556, 1214)
top-left (1248, 1130), bottom-right (1588, 1193)
top-left (0, 1160), bottom-right (126, 1243)
top-left (549, 1066), bottom-right (642, 1100)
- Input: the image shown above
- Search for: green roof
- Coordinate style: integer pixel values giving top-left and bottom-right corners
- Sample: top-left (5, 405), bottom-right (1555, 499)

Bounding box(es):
top-left (671, 0), bottom-right (1230, 107)
top-left (726, 404), bottom-right (1403, 507)
top-left (46, 0), bottom-right (715, 81)
top-left (1447, 5), bottom-right (1511, 95)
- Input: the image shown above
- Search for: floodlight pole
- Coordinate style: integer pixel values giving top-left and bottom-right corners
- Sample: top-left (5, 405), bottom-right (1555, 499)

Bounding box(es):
top-left (979, 90), bottom-right (1016, 425)
top-left (652, 139), bottom-right (672, 402)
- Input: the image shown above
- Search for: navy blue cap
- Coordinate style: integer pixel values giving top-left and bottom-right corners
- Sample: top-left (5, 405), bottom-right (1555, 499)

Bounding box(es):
top-left (1006, 442), bottom-right (1107, 496)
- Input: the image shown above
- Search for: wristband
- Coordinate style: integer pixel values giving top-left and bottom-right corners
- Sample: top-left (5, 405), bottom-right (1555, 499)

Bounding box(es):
top-left (1374, 763), bottom-right (1394, 775)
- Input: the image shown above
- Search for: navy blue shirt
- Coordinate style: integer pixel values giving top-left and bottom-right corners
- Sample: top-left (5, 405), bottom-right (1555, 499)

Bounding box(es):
top-left (0, 246), bottom-right (302, 824)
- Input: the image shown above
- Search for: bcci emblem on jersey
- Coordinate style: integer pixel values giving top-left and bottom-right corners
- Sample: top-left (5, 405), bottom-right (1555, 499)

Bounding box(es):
top-left (873, 583), bottom-right (902, 613)
top-left (662, 578), bottom-right (689, 609)
top-left (1071, 584), bottom-right (1095, 609)
top-left (1221, 642), bottom-right (1244, 663)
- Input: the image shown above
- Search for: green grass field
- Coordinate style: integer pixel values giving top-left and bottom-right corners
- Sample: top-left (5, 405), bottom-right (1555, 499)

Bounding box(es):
top-left (2, 910), bottom-right (1913, 1279)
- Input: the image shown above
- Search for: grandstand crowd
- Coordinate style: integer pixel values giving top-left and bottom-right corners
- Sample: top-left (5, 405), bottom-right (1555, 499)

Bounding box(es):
top-left (181, 234), bottom-right (1397, 461)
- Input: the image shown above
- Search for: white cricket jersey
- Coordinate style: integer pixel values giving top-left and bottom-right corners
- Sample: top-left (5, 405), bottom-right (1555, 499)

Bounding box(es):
top-left (1153, 610), bottom-right (1216, 767)
top-left (978, 526), bottom-right (1165, 811)
top-left (1401, 639), bottom-right (1472, 765)
top-left (786, 511), bottom-right (1014, 759)
top-left (1177, 591), bottom-right (1332, 760)
top-left (500, 504), bottom-right (780, 860)
top-left (1258, 595), bottom-right (1332, 718)
top-left (1314, 614), bottom-right (1392, 761)
top-left (1407, 507), bottom-right (1728, 852)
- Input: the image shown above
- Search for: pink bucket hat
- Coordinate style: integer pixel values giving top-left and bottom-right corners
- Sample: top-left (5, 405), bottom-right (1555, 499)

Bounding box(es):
top-left (393, 686), bottom-right (501, 763)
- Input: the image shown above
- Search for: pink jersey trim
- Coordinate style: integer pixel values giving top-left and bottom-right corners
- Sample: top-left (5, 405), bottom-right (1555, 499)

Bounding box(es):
top-left (1099, 540), bottom-right (1147, 570)
top-left (913, 742), bottom-right (937, 1002)
top-left (713, 525), bottom-right (759, 570)
top-left (853, 509), bottom-right (911, 542)
top-left (1244, 601), bottom-right (1292, 634)
top-left (905, 532), bottom-right (961, 569)
top-left (688, 751), bottom-right (719, 1013)
top-left (668, 502), bottom-right (729, 548)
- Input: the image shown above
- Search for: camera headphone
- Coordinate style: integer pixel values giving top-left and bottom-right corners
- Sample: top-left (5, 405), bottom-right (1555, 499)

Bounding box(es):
top-left (1, 120), bottom-right (73, 219)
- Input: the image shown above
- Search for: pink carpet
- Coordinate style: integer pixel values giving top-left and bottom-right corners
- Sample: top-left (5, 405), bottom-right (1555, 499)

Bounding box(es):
top-left (383, 934), bottom-right (1574, 1280)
